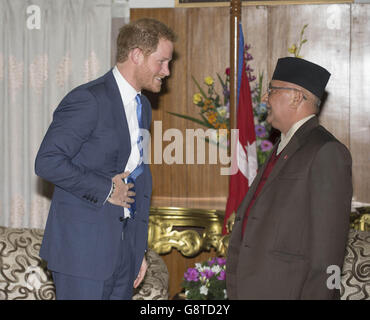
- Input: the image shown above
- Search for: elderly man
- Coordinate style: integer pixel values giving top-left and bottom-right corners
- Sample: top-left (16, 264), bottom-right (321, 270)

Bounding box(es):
top-left (226, 57), bottom-right (352, 299)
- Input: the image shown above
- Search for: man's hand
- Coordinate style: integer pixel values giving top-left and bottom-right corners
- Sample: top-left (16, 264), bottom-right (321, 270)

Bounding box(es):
top-left (107, 171), bottom-right (135, 208)
top-left (133, 255), bottom-right (148, 288)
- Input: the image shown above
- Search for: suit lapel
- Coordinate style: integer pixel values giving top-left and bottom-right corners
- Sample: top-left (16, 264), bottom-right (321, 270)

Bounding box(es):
top-left (255, 117), bottom-right (319, 200)
top-left (104, 70), bottom-right (131, 172)
top-left (236, 117), bottom-right (319, 220)
top-left (235, 144), bottom-right (277, 219)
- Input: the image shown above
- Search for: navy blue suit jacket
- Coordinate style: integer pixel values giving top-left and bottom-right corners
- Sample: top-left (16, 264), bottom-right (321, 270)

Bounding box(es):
top-left (35, 70), bottom-right (152, 280)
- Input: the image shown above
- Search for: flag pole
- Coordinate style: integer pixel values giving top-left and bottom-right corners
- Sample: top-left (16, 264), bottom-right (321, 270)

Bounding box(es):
top-left (223, 0), bottom-right (241, 234)
top-left (229, 0), bottom-right (241, 134)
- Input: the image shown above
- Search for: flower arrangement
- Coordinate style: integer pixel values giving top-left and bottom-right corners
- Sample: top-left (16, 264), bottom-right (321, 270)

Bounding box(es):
top-left (168, 72), bottom-right (231, 148)
top-left (168, 44), bottom-right (273, 167)
top-left (182, 257), bottom-right (227, 300)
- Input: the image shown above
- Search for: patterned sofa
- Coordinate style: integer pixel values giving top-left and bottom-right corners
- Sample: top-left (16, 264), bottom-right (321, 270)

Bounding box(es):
top-left (1, 226), bottom-right (369, 300)
top-left (340, 229), bottom-right (370, 299)
top-left (0, 226), bottom-right (169, 300)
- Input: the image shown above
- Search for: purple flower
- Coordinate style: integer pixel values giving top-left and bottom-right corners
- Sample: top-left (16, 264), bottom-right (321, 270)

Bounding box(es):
top-left (246, 53), bottom-right (253, 61)
top-left (255, 125), bottom-right (267, 138)
top-left (201, 269), bottom-right (215, 279)
top-left (217, 270), bottom-right (226, 281)
top-left (261, 140), bottom-right (273, 152)
top-left (216, 257), bottom-right (226, 266)
top-left (184, 268), bottom-right (199, 282)
top-left (223, 88), bottom-right (230, 99)
top-left (208, 258), bottom-right (216, 266)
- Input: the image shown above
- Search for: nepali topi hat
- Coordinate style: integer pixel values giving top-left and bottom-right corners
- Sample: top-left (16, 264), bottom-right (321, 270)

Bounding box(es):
top-left (272, 57), bottom-right (331, 99)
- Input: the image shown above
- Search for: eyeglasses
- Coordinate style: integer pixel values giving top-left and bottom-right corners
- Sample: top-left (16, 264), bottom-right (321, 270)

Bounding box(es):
top-left (267, 84), bottom-right (307, 101)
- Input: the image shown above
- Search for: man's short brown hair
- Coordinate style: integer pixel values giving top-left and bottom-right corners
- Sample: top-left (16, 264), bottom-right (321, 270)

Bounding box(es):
top-left (116, 18), bottom-right (177, 63)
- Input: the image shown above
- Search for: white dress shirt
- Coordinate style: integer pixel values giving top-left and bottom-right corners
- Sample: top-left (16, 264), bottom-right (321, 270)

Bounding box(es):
top-left (277, 114), bottom-right (316, 155)
top-left (106, 66), bottom-right (141, 217)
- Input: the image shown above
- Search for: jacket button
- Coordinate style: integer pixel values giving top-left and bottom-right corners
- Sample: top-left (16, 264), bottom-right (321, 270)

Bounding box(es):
top-left (119, 217), bottom-right (124, 222)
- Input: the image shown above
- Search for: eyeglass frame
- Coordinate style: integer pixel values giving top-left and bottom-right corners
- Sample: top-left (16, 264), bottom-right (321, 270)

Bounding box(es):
top-left (267, 84), bottom-right (308, 101)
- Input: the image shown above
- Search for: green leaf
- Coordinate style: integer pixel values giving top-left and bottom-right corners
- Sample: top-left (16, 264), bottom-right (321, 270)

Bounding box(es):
top-left (167, 111), bottom-right (210, 127)
top-left (192, 75), bottom-right (208, 99)
top-left (257, 72), bottom-right (264, 103)
top-left (216, 72), bottom-right (226, 88)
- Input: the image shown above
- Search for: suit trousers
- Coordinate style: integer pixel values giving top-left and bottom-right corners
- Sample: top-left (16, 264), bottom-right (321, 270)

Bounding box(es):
top-left (52, 218), bottom-right (136, 300)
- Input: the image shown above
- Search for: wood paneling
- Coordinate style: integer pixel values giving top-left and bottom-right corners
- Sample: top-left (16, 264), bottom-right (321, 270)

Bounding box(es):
top-left (131, 8), bottom-right (230, 210)
top-left (350, 4), bottom-right (370, 202)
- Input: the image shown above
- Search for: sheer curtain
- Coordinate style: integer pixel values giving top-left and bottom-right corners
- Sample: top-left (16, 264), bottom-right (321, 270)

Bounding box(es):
top-left (0, 0), bottom-right (113, 228)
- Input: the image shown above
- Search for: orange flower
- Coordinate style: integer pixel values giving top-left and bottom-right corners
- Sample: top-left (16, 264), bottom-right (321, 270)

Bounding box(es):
top-left (206, 111), bottom-right (217, 125)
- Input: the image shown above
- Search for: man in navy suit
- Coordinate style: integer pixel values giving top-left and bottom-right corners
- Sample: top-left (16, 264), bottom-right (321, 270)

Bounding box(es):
top-left (35, 18), bottom-right (176, 299)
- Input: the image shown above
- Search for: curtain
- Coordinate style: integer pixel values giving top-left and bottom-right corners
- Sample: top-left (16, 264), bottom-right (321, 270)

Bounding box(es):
top-left (0, 0), bottom-right (113, 228)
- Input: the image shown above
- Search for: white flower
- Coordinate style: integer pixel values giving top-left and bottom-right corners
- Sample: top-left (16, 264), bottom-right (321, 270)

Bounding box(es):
top-left (200, 285), bottom-right (208, 296)
top-left (211, 265), bottom-right (222, 274)
top-left (217, 106), bottom-right (229, 118)
top-left (195, 263), bottom-right (203, 271)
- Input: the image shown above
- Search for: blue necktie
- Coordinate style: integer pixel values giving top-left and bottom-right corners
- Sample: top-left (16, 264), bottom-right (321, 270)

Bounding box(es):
top-left (126, 94), bottom-right (144, 218)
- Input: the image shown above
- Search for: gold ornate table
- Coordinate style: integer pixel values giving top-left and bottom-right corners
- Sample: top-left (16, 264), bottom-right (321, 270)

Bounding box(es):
top-left (148, 207), bottom-right (229, 257)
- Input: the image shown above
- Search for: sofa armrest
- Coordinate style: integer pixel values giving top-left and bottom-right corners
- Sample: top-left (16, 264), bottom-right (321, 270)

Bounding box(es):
top-left (340, 229), bottom-right (370, 300)
top-left (0, 227), bottom-right (55, 300)
top-left (132, 249), bottom-right (169, 300)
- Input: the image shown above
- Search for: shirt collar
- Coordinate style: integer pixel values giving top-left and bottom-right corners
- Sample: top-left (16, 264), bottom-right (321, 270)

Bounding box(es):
top-left (112, 66), bottom-right (140, 106)
top-left (277, 114), bottom-right (316, 155)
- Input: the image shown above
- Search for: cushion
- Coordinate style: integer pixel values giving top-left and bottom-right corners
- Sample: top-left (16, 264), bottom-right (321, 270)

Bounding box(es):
top-left (0, 227), bottom-right (55, 300)
top-left (340, 229), bottom-right (370, 300)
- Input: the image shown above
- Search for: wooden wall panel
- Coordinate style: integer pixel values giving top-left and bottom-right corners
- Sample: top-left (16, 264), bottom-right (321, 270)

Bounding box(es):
top-left (350, 4), bottom-right (370, 203)
top-left (241, 6), bottom-right (268, 93)
top-left (185, 8), bottom-right (230, 207)
top-left (131, 8), bottom-right (231, 210)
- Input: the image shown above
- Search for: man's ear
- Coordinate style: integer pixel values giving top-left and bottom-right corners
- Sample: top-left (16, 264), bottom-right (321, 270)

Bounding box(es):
top-left (291, 90), bottom-right (304, 108)
top-left (129, 47), bottom-right (144, 65)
